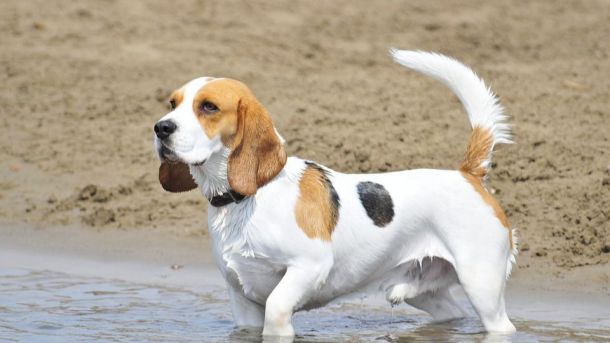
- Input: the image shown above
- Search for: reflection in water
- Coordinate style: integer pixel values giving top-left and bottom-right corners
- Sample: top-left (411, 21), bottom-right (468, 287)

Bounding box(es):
top-left (0, 268), bottom-right (608, 342)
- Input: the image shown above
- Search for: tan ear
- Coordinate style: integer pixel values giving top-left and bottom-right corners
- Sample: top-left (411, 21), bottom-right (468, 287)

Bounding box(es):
top-left (228, 97), bottom-right (287, 195)
top-left (159, 161), bottom-right (198, 193)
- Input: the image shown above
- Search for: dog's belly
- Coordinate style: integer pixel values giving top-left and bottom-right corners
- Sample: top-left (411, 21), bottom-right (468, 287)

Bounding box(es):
top-left (212, 210), bottom-right (456, 309)
top-left (219, 254), bottom-right (456, 312)
top-left (215, 230), bottom-right (456, 311)
top-left (310, 254), bottom-right (458, 309)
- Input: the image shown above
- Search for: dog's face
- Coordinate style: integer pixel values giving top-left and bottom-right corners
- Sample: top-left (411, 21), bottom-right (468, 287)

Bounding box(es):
top-left (154, 77), bottom-right (287, 195)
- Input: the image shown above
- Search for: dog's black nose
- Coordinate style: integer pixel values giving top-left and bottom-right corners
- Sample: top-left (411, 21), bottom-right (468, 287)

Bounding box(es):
top-left (154, 120), bottom-right (177, 139)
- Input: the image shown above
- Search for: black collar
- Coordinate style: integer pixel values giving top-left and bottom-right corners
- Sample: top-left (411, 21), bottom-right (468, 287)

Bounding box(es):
top-left (208, 190), bottom-right (246, 207)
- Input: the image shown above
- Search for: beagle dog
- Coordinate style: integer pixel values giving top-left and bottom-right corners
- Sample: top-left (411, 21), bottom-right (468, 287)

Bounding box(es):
top-left (153, 50), bottom-right (517, 337)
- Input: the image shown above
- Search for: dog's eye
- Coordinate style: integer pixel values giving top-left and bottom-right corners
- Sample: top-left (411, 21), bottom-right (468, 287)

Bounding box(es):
top-left (201, 101), bottom-right (219, 114)
top-left (169, 99), bottom-right (176, 110)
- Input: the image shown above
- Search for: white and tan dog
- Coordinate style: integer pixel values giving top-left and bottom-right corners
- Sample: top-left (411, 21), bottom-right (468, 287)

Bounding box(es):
top-left (153, 50), bottom-right (517, 337)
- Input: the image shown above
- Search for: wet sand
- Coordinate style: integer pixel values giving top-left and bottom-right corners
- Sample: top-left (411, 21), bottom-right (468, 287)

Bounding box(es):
top-left (0, 222), bottom-right (219, 289)
top-left (1, 222), bottom-right (609, 342)
top-left (2, 222), bottom-right (608, 295)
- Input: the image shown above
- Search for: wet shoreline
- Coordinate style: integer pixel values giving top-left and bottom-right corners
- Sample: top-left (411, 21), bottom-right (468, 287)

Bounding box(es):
top-left (1, 222), bottom-right (609, 342)
top-left (1, 266), bottom-right (609, 342)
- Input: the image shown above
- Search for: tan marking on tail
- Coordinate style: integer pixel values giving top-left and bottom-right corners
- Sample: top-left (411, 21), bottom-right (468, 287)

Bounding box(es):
top-left (295, 164), bottom-right (339, 241)
top-left (460, 126), bottom-right (513, 248)
top-left (460, 126), bottom-right (493, 179)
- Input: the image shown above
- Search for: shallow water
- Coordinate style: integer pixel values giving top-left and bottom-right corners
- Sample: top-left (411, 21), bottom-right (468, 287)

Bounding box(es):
top-left (0, 268), bottom-right (609, 342)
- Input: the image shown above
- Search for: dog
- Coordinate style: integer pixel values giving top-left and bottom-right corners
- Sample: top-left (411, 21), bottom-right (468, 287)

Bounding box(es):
top-left (153, 50), bottom-right (517, 337)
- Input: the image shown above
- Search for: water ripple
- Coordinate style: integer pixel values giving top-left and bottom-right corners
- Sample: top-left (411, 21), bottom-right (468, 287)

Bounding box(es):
top-left (0, 268), bottom-right (608, 342)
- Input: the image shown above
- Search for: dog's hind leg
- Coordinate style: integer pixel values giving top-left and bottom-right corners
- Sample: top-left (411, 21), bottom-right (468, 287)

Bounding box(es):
top-left (404, 288), bottom-right (465, 322)
top-left (453, 249), bottom-right (515, 333)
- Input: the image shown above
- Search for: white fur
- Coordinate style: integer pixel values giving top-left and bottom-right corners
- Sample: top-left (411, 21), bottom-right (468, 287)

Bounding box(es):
top-left (154, 50), bottom-right (517, 337)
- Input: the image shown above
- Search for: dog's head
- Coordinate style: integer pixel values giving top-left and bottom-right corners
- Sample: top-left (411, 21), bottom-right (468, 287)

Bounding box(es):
top-left (154, 77), bottom-right (286, 195)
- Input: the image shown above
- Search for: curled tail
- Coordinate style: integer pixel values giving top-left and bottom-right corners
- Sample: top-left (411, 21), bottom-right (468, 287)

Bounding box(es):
top-left (390, 49), bottom-right (512, 181)
top-left (391, 49), bottom-right (517, 260)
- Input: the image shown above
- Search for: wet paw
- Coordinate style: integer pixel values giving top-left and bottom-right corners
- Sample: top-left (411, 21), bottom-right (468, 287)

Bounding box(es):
top-left (385, 283), bottom-right (419, 304)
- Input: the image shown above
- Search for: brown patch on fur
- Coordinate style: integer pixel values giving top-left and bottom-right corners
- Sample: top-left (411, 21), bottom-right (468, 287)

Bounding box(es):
top-left (191, 79), bottom-right (286, 195)
top-left (460, 126), bottom-right (493, 179)
top-left (192, 79), bottom-right (243, 144)
top-left (461, 171), bottom-right (512, 247)
top-left (159, 161), bottom-right (197, 193)
top-left (295, 163), bottom-right (340, 241)
top-left (169, 88), bottom-right (184, 108)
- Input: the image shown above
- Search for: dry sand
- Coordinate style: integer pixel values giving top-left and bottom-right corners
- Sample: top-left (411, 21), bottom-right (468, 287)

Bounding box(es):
top-left (0, 0), bottom-right (608, 291)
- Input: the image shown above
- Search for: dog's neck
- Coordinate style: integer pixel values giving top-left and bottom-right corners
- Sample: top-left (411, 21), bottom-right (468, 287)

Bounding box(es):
top-left (190, 147), bottom-right (255, 252)
top-left (189, 129), bottom-right (285, 200)
top-left (189, 147), bottom-right (231, 199)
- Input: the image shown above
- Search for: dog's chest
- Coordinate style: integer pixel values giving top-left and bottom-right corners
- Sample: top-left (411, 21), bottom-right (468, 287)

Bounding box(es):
top-left (208, 204), bottom-right (284, 304)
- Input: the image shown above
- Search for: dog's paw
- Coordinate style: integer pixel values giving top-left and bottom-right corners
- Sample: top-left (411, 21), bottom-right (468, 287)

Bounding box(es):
top-left (385, 283), bottom-right (419, 304)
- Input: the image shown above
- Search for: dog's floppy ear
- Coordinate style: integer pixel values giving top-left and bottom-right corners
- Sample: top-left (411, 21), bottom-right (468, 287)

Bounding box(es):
top-left (227, 97), bottom-right (287, 196)
top-left (159, 161), bottom-right (198, 192)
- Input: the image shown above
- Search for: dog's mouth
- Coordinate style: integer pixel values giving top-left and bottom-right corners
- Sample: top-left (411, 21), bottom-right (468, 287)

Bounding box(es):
top-left (158, 145), bottom-right (206, 166)
top-left (158, 145), bottom-right (179, 163)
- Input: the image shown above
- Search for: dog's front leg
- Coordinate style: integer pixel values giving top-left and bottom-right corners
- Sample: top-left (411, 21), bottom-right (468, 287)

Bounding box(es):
top-left (229, 286), bottom-right (265, 328)
top-left (262, 265), bottom-right (329, 337)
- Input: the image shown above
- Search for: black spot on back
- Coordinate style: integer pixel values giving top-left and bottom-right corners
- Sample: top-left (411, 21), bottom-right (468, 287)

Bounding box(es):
top-left (357, 181), bottom-right (394, 227)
